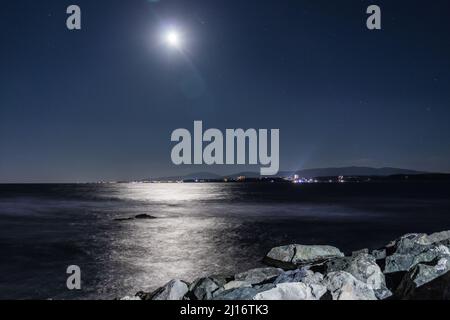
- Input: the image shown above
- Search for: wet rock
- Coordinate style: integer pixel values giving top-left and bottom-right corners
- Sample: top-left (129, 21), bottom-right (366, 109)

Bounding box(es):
top-left (234, 267), bottom-right (283, 285)
top-left (254, 282), bottom-right (327, 300)
top-left (264, 244), bottom-right (344, 269)
top-left (148, 279), bottom-right (189, 300)
top-left (326, 271), bottom-right (377, 300)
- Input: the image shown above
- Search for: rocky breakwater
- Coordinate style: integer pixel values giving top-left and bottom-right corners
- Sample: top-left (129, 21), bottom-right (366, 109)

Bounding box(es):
top-left (123, 230), bottom-right (450, 300)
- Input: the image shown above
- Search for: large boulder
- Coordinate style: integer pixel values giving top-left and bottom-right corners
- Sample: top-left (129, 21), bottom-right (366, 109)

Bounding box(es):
top-left (345, 254), bottom-right (391, 299)
top-left (326, 271), bottom-right (377, 300)
top-left (234, 267), bottom-right (283, 285)
top-left (148, 279), bottom-right (189, 300)
top-left (264, 244), bottom-right (344, 269)
top-left (385, 245), bottom-right (450, 274)
top-left (385, 233), bottom-right (428, 256)
top-left (318, 254), bottom-right (391, 299)
top-left (417, 230), bottom-right (450, 247)
top-left (396, 256), bottom-right (450, 299)
top-left (253, 282), bottom-right (327, 300)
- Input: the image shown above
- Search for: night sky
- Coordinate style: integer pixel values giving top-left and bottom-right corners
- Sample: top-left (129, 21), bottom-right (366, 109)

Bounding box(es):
top-left (1, 0), bottom-right (449, 182)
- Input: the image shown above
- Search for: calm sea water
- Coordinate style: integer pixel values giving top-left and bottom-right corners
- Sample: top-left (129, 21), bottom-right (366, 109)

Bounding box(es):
top-left (1, 182), bottom-right (450, 300)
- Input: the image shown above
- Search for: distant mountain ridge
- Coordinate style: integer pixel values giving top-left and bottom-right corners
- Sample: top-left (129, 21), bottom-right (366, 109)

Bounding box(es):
top-left (293, 166), bottom-right (426, 179)
top-left (147, 166), bottom-right (429, 181)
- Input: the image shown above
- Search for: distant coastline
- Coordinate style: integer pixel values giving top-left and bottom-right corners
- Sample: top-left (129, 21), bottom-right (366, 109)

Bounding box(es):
top-left (104, 166), bottom-right (450, 184)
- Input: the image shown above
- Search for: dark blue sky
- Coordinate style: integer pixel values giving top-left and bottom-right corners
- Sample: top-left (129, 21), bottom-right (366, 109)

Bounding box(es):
top-left (1, 0), bottom-right (449, 182)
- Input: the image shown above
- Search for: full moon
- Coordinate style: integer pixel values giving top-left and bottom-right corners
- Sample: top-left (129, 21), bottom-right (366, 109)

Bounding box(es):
top-left (165, 30), bottom-right (181, 48)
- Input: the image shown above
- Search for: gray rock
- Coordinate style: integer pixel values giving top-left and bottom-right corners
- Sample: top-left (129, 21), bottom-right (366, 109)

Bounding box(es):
top-left (212, 280), bottom-right (252, 298)
top-left (345, 253), bottom-right (391, 299)
top-left (396, 256), bottom-right (450, 299)
top-left (319, 254), bottom-right (391, 299)
top-left (234, 267), bottom-right (283, 285)
top-left (385, 233), bottom-right (428, 256)
top-left (223, 280), bottom-right (252, 291)
top-left (323, 256), bottom-right (351, 273)
top-left (151, 279), bottom-right (189, 300)
top-left (396, 260), bottom-right (450, 300)
top-left (265, 244), bottom-right (344, 268)
top-left (189, 275), bottom-right (228, 300)
top-left (326, 271), bottom-right (377, 300)
top-left (352, 249), bottom-right (369, 257)
top-left (120, 295), bottom-right (142, 300)
top-left (301, 270), bottom-right (325, 287)
top-left (213, 284), bottom-right (275, 300)
top-left (419, 230), bottom-right (450, 247)
top-left (253, 282), bottom-right (327, 300)
top-left (371, 248), bottom-right (387, 260)
top-left (273, 268), bottom-right (310, 284)
top-left (385, 245), bottom-right (450, 274)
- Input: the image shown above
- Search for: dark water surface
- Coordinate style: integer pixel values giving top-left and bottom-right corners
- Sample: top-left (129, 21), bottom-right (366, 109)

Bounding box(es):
top-left (1, 182), bottom-right (450, 299)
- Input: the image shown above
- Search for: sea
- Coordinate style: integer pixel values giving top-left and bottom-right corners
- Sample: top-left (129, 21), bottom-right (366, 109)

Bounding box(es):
top-left (1, 182), bottom-right (450, 299)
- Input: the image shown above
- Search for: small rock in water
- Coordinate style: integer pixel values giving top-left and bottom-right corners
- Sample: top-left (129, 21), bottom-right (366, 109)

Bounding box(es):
top-left (134, 214), bottom-right (157, 219)
top-left (114, 214), bottom-right (157, 221)
top-left (114, 217), bottom-right (134, 221)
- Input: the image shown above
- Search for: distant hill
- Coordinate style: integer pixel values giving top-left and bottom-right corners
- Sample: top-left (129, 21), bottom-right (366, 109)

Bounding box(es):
top-left (294, 166), bottom-right (427, 179)
top-left (147, 166), bottom-right (429, 181)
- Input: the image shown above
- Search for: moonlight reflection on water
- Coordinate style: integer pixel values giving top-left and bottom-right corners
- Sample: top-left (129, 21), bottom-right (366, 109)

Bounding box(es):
top-left (1, 182), bottom-right (450, 299)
